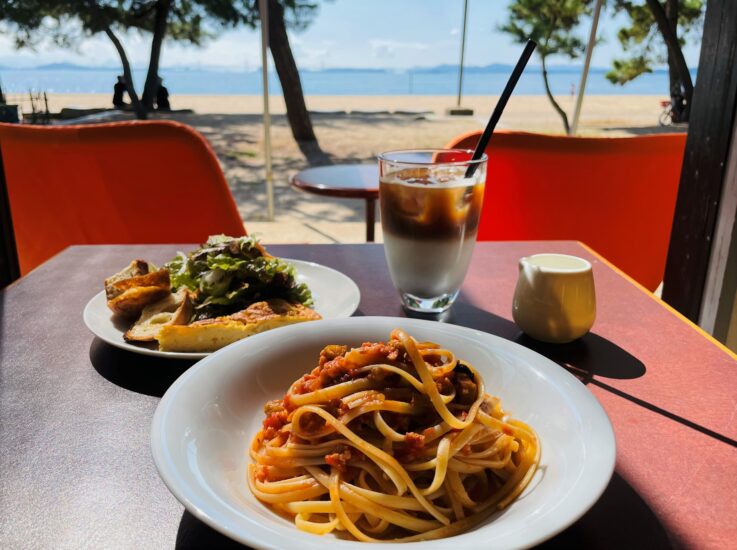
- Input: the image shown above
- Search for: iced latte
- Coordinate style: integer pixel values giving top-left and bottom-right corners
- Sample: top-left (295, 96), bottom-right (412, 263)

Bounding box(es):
top-left (379, 151), bottom-right (487, 312)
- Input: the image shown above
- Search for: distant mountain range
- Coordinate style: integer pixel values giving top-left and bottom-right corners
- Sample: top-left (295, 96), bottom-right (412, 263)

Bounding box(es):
top-left (39, 62), bottom-right (119, 71)
top-left (0, 62), bottom-right (119, 71)
top-left (0, 61), bottom-right (685, 74)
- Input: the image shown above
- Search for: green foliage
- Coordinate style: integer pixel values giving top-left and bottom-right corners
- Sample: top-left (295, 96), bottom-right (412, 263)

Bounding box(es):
top-left (606, 56), bottom-right (652, 84)
top-left (0, 1), bottom-right (66, 49)
top-left (0, 1), bottom-right (149, 49)
top-left (607, 0), bottom-right (704, 85)
top-left (500, 0), bottom-right (593, 133)
top-left (500, 0), bottom-right (592, 59)
top-left (0, 0), bottom-right (321, 52)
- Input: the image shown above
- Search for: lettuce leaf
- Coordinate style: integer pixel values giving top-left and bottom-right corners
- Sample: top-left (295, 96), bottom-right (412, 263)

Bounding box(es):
top-left (164, 235), bottom-right (314, 319)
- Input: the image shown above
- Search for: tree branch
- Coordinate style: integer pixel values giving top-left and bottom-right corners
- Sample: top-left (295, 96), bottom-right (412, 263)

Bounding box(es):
top-left (645, 0), bottom-right (693, 116)
top-left (104, 27), bottom-right (146, 120)
top-left (541, 53), bottom-right (570, 134)
top-left (85, 0), bottom-right (146, 119)
top-left (266, 0), bottom-right (320, 146)
top-left (142, 0), bottom-right (171, 110)
top-left (540, 16), bottom-right (570, 134)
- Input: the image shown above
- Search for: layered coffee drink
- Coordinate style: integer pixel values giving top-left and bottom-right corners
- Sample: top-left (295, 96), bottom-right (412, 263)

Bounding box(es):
top-left (379, 153), bottom-right (486, 312)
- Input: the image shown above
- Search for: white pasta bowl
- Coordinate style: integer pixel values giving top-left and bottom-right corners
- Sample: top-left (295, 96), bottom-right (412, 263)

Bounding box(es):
top-left (151, 317), bottom-right (615, 549)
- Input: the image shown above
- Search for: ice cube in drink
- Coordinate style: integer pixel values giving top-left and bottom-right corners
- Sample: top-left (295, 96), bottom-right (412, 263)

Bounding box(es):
top-left (380, 166), bottom-right (484, 309)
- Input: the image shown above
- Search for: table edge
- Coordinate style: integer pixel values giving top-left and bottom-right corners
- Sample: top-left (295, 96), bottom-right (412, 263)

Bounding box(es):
top-left (11, 241), bottom-right (736, 364)
top-left (290, 179), bottom-right (379, 200)
top-left (578, 240), bottom-right (737, 362)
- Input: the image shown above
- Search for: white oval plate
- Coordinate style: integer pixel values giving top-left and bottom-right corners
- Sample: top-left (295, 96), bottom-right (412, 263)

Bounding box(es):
top-left (151, 317), bottom-right (616, 549)
top-left (83, 259), bottom-right (361, 360)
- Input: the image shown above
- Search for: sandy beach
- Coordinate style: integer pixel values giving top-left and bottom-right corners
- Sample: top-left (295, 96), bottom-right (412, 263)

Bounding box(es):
top-left (40, 93), bottom-right (683, 243)
top-left (44, 93), bottom-right (669, 130)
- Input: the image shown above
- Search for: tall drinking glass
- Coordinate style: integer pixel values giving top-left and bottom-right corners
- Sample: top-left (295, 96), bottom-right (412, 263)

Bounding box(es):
top-left (378, 149), bottom-right (487, 313)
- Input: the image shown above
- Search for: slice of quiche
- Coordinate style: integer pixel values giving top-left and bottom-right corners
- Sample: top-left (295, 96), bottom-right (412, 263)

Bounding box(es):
top-left (157, 299), bottom-right (322, 352)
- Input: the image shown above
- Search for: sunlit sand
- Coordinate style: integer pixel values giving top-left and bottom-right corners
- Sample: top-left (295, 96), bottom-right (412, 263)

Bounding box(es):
top-left (42, 93), bottom-right (683, 243)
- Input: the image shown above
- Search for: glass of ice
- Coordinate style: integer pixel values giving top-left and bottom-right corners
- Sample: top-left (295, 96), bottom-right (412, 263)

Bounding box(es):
top-left (378, 149), bottom-right (487, 313)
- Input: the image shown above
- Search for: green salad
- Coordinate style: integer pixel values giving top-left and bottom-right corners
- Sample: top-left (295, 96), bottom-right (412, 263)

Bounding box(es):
top-left (165, 235), bottom-right (313, 320)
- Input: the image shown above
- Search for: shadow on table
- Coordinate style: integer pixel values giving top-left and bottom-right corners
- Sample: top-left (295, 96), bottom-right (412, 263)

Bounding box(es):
top-left (168, 300), bottom-right (673, 548)
top-left (173, 473), bottom-right (673, 549)
top-left (89, 338), bottom-right (195, 397)
top-left (397, 299), bottom-right (737, 446)
top-left (541, 472), bottom-right (675, 549)
top-left (176, 511), bottom-right (251, 549)
top-left (450, 298), bottom-right (647, 381)
top-left (515, 332), bottom-right (647, 381)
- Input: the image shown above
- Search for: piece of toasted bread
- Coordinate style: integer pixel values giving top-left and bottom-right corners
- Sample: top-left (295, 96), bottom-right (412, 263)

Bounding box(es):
top-left (104, 261), bottom-right (171, 318)
top-left (157, 299), bottom-right (321, 352)
top-left (125, 288), bottom-right (194, 342)
top-left (104, 260), bottom-right (150, 299)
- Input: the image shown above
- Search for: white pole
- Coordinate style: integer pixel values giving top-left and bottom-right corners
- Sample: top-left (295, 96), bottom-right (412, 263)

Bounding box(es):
top-left (571, 0), bottom-right (603, 135)
top-left (456, 0), bottom-right (469, 108)
top-left (259, 0), bottom-right (274, 221)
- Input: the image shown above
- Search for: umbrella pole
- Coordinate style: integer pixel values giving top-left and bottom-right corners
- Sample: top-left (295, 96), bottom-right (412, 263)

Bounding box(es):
top-left (259, 0), bottom-right (274, 221)
top-left (447, 0), bottom-right (473, 115)
top-left (571, 0), bottom-right (603, 135)
top-left (456, 0), bottom-right (469, 108)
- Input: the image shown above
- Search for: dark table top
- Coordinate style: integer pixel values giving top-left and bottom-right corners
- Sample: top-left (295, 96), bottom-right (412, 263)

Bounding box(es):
top-left (290, 164), bottom-right (379, 199)
top-left (1, 242), bottom-right (736, 549)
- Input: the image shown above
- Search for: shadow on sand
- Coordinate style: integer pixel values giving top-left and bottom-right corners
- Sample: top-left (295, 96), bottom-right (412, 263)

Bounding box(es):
top-left (603, 124), bottom-right (687, 135)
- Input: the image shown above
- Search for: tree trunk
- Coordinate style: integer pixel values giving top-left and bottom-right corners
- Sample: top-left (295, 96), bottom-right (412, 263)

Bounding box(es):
top-left (665, 0), bottom-right (681, 98)
top-left (0, 81), bottom-right (5, 104)
top-left (266, 0), bottom-right (317, 143)
top-left (104, 27), bottom-right (147, 120)
top-left (142, 0), bottom-right (170, 110)
top-left (646, 0), bottom-right (693, 121)
top-left (541, 54), bottom-right (570, 134)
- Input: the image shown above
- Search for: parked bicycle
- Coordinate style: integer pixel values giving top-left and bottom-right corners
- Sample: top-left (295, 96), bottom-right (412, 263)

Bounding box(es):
top-left (659, 94), bottom-right (687, 126)
top-left (659, 100), bottom-right (674, 126)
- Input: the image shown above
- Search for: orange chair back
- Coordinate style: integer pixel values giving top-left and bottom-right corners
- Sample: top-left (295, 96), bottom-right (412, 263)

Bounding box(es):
top-left (0, 120), bottom-right (245, 275)
top-left (445, 130), bottom-right (686, 291)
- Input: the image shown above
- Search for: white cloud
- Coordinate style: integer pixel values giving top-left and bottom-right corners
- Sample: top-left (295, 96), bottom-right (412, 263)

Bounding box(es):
top-left (290, 36), bottom-right (336, 69)
top-left (369, 39), bottom-right (429, 61)
top-left (162, 32), bottom-right (262, 70)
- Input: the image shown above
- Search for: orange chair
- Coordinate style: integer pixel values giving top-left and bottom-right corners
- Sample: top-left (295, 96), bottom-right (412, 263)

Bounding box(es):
top-left (444, 130), bottom-right (686, 291)
top-left (0, 120), bottom-right (246, 275)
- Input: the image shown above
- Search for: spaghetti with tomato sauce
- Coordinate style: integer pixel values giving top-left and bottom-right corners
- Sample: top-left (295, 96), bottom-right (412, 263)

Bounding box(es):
top-left (248, 329), bottom-right (540, 541)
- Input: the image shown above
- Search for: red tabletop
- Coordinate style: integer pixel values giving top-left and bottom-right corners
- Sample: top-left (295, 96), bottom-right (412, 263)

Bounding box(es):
top-left (290, 164), bottom-right (380, 241)
top-left (290, 164), bottom-right (379, 199)
top-left (1, 241), bottom-right (735, 548)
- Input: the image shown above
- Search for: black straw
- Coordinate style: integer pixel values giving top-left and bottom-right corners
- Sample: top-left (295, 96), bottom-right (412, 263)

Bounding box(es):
top-left (465, 39), bottom-right (537, 177)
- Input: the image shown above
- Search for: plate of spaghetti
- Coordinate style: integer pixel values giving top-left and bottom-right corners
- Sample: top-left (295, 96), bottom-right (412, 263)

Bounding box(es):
top-left (151, 317), bottom-right (615, 549)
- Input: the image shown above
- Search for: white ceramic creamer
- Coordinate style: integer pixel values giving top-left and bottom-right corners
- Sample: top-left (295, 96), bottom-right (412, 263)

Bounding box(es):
top-left (513, 254), bottom-right (596, 344)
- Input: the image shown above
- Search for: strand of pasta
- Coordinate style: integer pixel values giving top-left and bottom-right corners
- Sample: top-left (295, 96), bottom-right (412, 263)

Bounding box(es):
top-left (249, 332), bottom-right (541, 541)
top-left (293, 405), bottom-right (450, 524)
top-left (328, 470), bottom-right (377, 542)
top-left (419, 437), bottom-right (452, 495)
top-left (310, 467), bottom-right (443, 533)
top-left (395, 330), bottom-right (485, 430)
top-left (288, 377), bottom-right (375, 407)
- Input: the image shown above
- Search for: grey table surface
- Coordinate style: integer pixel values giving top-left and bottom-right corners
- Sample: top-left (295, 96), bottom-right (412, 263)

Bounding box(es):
top-left (2, 243), bottom-right (701, 549)
top-left (0, 244), bottom-right (404, 550)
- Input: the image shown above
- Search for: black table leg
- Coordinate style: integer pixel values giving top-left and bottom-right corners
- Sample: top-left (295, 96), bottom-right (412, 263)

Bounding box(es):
top-left (365, 198), bottom-right (376, 242)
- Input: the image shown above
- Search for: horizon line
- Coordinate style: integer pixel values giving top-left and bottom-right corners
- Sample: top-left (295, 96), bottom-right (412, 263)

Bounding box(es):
top-left (0, 62), bottom-right (697, 73)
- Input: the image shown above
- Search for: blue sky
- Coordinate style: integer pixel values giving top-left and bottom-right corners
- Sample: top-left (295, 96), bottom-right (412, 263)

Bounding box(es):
top-left (0, 0), bottom-right (702, 70)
